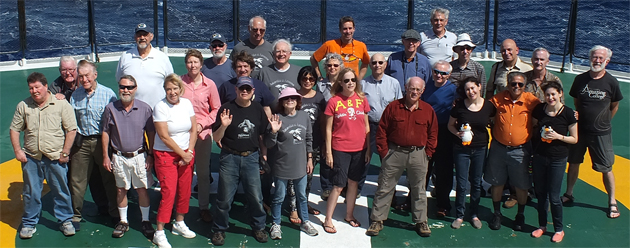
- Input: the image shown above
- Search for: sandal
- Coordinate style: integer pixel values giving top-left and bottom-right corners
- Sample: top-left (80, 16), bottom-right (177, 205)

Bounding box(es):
top-left (608, 204), bottom-right (621, 219)
top-left (561, 193), bottom-right (574, 204)
top-left (289, 211), bottom-right (302, 224)
top-left (308, 205), bottom-right (320, 215)
top-left (323, 224), bottom-right (337, 233)
top-left (344, 218), bottom-right (361, 227)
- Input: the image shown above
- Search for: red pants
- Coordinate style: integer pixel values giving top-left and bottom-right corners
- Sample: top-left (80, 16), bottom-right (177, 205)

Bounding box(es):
top-left (154, 150), bottom-right (194, 223)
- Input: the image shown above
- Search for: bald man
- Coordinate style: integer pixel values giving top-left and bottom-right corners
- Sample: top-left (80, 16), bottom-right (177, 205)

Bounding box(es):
top-left (485, 39), bottom-right (532, 99)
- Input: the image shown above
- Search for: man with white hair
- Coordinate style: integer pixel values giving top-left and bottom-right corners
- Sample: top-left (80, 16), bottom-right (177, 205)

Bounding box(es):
top-left (116, 23), bottom-right (174, 109)
top-left (523, 47), bottom-right (562, 101)
top-left (49, 56), bottom-right (78, 100)
top-left (258, 39), bottom-right (302, 112)
top-left (202, 33), bottom-right (236, 88)
top-left (230, 16), bottom-right (274, 79)
top-left (419, 8), bottom-right (457, 65)
top-left (564, 45), bottom-right (623, 219)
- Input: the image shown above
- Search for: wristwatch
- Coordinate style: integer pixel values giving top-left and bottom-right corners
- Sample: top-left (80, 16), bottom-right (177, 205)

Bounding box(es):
top-left (61, 152), bottom-right (69, 158)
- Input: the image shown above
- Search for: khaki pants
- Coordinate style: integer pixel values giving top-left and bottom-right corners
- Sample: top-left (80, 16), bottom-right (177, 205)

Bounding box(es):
top-left (69, 136), bottom-right (118, 221)
top-left (370, 146), bottom-right (429, 223)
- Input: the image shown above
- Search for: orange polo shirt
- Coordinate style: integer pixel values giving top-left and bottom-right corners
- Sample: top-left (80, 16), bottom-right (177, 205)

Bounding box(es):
top-left (490, 90), bottom-right (540, 146)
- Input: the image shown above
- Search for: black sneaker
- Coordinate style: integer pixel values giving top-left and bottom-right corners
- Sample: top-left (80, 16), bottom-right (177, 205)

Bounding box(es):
top-left (253, 229), bottom-right (268, 243)
top-left (321, 190), bottom-right (331, 201)
top-left (112, 221), bottom-right (129, 238)
top-left (141, 221), bottom-right (155, 239)
top-left (513, 213), bottom-right (525, 231)
top-left (211, 231), bottom-right (225, 246)
top-left (72, 221), bottom-right (81, 232)
top-left (489, 212), bottom-right (503, 230)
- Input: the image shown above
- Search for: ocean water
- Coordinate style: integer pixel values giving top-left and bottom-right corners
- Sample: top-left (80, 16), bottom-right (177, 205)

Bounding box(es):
top-left (0, 0), bottom-right (628, 72)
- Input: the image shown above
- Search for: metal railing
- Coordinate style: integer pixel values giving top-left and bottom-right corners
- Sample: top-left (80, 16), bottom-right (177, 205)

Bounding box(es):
top-left (0, 0), bottom-right (627, 69)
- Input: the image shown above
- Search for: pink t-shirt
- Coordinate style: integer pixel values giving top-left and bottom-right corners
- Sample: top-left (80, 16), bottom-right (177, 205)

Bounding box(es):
top-left (324, 92), bottom-right (370, 152)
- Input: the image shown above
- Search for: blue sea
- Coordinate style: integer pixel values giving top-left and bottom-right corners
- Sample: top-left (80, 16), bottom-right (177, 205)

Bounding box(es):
top-left (0, 0), bottom-right (628, 72)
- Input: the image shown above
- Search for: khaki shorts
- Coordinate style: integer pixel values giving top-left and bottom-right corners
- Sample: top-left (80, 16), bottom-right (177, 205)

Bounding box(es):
top-left (112, 153), bottom-right (148, 190)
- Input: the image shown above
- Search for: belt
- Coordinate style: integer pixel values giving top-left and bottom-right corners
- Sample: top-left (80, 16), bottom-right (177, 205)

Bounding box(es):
top-left (389, 143), bottom-right (424, 152)
top-left (222, 146), bottom-right (255, 157)
top-left (112, 147), bottom-right (145, 158)
top-left (496, 142), bottom-right (524, 150)
top-left (81, 134), bottom-right (100, 139)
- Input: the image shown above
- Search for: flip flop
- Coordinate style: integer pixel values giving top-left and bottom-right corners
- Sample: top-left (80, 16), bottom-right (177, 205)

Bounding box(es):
top-left (323, 224), bottom-right (337, 233)
top-left (608, 204), bottom-right (621, 219)
top-left (308, 205), bottom-right (320, 215)
top-left (344, 218), bottom-right (361, 227)
top-left (289, 211), bottom-right (302, 224)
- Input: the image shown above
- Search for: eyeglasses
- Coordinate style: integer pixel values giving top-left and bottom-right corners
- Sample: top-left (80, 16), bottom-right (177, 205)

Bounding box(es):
top-left (119, 85), bottom-right (137, 90)
top-left (326, 64), bottom-right (340, 68)
top-left (274, 50), bottom-right (289, 54)
top-left (238, 86), bottom-right (253, 92)
top-left (510, 82), bottom-right (525, 88)
top-left (211, 43), bottom-right (225, 48)
top-left (303, 76), bottom-right (316, 83)
top-left (371, 61), bottom-right (385, 65)
top-left (60, 68), bottom-right (76, 73)
top-left (251, 28), bottom-right (265, 33)
top-left (343, 78), bottom-right (357, 83)
top-left (433, 69), bottom-right (450, 76)
top-left (462, 46), bottom-right (474, 51)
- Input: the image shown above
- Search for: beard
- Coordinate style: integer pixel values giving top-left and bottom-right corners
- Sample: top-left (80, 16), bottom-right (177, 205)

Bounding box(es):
top-left (212, 50), bottom-right (225, 58)
top-left (121, 94), bottom-right (134, 104)
top-left (137, 41), bottom-right (149, 49)
top-left (590, 62), bottom-right (605, 72)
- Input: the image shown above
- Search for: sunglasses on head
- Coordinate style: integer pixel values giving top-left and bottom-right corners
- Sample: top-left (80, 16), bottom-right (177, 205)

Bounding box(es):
top-left (343, 78), bottom-right (357, 83)
top-left (119, 85), bottom-right (137, 90)
top-left (303, 76), bottom-right (316, 83)
top-left (211, 43), bottom-right (225, 48)
top-left (510, 82), bottom-right (525, 88)
top-left (238, 86), bottom-right (253, 92)
top-left (326, 64), bottom-right (340, 68)
top-left (433, 69), bottom-right (450, 76)
top-left (371, 61), bottom-right (385, 65)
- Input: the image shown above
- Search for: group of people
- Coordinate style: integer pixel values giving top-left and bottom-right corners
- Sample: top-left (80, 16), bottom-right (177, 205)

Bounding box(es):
top-left (10, 8), bottom-right (623, 248)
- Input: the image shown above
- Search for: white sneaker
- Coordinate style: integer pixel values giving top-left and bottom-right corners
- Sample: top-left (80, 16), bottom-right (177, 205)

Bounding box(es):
top-left (269, 223), bottom-right (282, 240)
top-left (172, 221), bottom-right (196, 238)
top-left (152, 231), bottom-right (172, 248)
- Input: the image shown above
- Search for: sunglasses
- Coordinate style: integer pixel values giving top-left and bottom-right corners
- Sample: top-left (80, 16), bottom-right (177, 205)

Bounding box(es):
top-left (211, 43), bottom-right (225, 48)
top-left (238, 86), bottom-right (253, 92)
top-left (343, 78), bottom-right (357, 83)
top-left (303, 76), bottom-right (316, 83)
top-left (284, 96), bottom-right (300, 101)
top-left (251, 28), bottom-right (265, 33)
top-left (433, 69), bottom-right (450, 76)
top-left (371, 61), bottom-right (385, 65)
top-left (118, 85), bottom-right (137, 90)
top-left (326, 64), bottom-right (340, 68)
top-left (510, 82), bottom-right (525, 88)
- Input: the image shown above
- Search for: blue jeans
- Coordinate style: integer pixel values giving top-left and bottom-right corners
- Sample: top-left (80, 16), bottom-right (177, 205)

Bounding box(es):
top-left (532, 154), bottom-right (566, 232)
top-left (212, 151), bottom-right (266, 231)
top-left (272, 175), bottom-right (309, 224)
top-left (22, 155), bottom-right (73, 227)
top-left (453, 146), bottom-right (487, 219)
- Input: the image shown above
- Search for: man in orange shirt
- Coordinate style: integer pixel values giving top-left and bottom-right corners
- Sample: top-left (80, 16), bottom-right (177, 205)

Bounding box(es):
top-left (310, 16), bottom-right (370, 81)
top-left (485, 71), bottom-right (540, 231)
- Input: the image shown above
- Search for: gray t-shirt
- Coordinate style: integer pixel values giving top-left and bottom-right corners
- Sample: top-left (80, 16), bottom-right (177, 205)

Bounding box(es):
top-left (230, 39), bottom-right (274, 79)
top-left (201, 58), bottom-right (236, 88)
top-left (264, 110), bottom-right (313, 180)
top-left (258, 64), bottom-right (302, 112)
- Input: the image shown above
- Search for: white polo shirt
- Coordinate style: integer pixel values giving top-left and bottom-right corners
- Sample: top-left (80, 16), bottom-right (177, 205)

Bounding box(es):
top-left (116, 46), bottom-right (174, 108)
top-left (419, 29), bottom-right (457, 66)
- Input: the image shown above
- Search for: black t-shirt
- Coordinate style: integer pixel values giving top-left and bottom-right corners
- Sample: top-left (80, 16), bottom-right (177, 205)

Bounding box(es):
top-left (450, 99), bottom-right (496, 148)
top-left (212, 100), bottom-right (269, 152)
top-left (569, 71), bottom-right (623, 135)
top-left (300, 91), bottom-right (327, 149)
top-left (532, 103), bottom-right (577, 158)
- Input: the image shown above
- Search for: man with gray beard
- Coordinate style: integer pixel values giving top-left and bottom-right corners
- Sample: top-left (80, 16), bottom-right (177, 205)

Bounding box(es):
top-left (202, 33), bottom-right (237, 88)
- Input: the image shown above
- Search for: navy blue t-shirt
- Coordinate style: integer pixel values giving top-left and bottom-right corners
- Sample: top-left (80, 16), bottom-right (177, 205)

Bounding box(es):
top-left (218, 77), bottom-right (275, 107)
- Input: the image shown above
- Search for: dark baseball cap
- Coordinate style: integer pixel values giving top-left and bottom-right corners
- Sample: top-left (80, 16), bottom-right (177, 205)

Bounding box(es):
top-left (135, 23), bottom-right (152, 33)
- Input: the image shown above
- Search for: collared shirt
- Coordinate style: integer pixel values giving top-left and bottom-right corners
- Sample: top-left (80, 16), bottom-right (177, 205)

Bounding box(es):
top-left (181, 73), bottom-right (222, 140)
top-left (385, 51), bottom-right (433, 91)
top-left (102, 99), bottom-right (154, 152)
top-left (317, 78), bottom-right (334, 101)
top-left (490, 90), bottom-right (540, 147)
top-left (419, 29), bottom-right (457, 65)
top-left (523, 70), bottom-right (563, 102)
top-left (376, 98), bottom-right (438, 158)
top-left (312, 39), bottom-right (371, 75)
top-left (487, 57), bottom-right (533, 95)
top-left (116, 46), bottom-right (174, 108)
top-left (361, 74), bottom-right (402, 123)
top-left (450, 59), bottom-right (487, 91)
top-left (10, 92), bottom-right (77, 160)
top-left (70, 83), bottom-right (117, 136)
top-left (48, 76), bottom-right (76, 101)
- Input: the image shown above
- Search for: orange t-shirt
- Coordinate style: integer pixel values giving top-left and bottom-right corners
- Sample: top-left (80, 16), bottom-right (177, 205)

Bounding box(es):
top-left (312, 39), bottom-right (370, 74)
top-left (490, 90), bottom-right (540, 146)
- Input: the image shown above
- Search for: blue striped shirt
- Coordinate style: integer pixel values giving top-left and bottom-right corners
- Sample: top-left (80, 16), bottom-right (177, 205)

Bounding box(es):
top-left (361, 74), bottom-right (402, 123)
top-left (70, 83), bottom-right (117, 136)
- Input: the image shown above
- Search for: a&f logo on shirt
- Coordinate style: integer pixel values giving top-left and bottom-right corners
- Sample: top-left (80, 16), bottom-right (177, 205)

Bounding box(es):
top-left (580, 85), bottom-right (606, 100)
top-left (334, 98), bottom-right (364, 120)
top-left (237, 119), bottom-right (255, 139)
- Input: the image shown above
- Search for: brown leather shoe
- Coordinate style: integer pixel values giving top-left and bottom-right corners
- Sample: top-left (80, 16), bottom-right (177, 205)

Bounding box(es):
top-left (415, 222), bottom-right (431, 237)
top-left (200, 209), bottom-right (213, 223)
